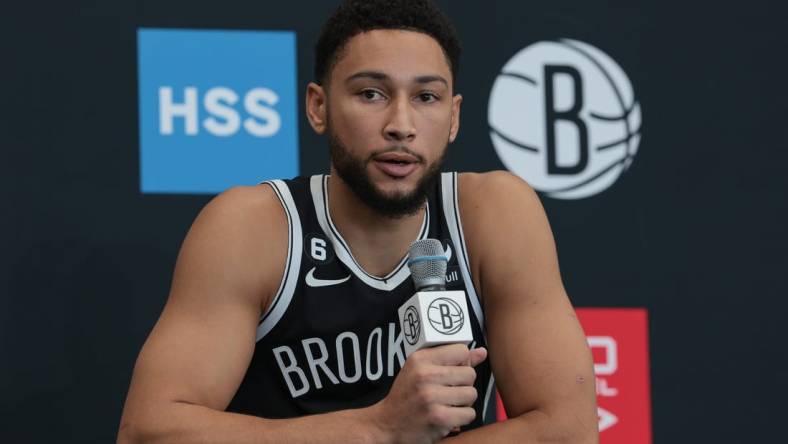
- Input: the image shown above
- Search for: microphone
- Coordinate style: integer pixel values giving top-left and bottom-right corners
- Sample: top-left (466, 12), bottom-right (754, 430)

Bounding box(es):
top-left (398, 239), bottom-right (473, 356)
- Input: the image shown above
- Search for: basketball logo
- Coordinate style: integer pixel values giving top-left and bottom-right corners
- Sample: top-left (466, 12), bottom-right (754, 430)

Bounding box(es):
top-left (488, 39), bottom-right (642, 199)
top-left (403, 305), bottom-right (421, 345)
top-left (427, 298), bottom-right (464, 335)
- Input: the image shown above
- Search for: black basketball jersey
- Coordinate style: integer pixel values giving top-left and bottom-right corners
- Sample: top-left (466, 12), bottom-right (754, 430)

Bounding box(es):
top-left (226, 173), bottom-right (493, 431)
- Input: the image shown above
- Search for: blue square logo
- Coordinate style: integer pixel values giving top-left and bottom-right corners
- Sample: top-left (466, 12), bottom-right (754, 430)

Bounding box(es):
top-left (138, 28), bottom-right (299, 194)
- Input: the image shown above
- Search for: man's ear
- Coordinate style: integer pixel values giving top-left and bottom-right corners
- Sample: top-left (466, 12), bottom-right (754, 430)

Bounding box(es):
top-left (306, 82), bottom-right (327, 134)
top-left (449, 94), bottom-right (462, 143)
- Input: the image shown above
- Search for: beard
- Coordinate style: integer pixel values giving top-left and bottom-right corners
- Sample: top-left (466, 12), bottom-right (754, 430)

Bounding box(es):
top-left (328, 130), bottom-right (447, 219)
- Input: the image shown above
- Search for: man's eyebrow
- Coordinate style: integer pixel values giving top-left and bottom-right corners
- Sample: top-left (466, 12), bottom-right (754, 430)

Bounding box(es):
top-left (345, 71), bottom-right (390, 83)
top-left (345, 71), bottom-right (449, 87)
top-left (414, 75), bottom-right (448, 87)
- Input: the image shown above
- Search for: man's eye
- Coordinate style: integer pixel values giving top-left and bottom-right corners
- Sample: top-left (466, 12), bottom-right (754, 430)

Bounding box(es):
top-left (360, 90), bottom-right (385, 101)
top-left (418, 92), bottom-right (439, 102)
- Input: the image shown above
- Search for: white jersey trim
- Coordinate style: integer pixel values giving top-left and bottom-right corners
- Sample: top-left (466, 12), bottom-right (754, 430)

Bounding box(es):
top-left (482, 374), bottom-right (496, 423)
top-left (441, 172), bottom-right (485, 335)
top-left (310, 175), bottom-right (429, 292)
top-left (256, 180), bottom-right (302, 341)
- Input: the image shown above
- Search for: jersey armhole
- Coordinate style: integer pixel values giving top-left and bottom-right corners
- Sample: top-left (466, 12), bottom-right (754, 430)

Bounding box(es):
top-left (440, 172), bottom-right (486, 336)
top-left (441, 172), bottom-right (495, 423)
top-left (256, 180), bottom-right (302, 341)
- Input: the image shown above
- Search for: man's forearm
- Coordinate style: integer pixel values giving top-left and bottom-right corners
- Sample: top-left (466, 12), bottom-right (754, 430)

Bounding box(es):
top-left (117, 401), bottom-right (388, 444)
top-left (441, 410), bottom-right (599, 444)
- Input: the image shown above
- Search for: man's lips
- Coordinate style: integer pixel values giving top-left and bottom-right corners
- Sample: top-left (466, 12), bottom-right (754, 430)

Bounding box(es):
top-left (372, 152), bottom-right (421, 178)
top-left (373, 160), bottom-right (419, 178)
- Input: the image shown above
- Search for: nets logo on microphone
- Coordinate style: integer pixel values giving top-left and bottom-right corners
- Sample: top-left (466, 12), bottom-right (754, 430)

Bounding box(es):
top-left (427, 298), bottom-right (464, 335)
top-left (402, 306), bottom-right (421, 346)
top-left (137, 28), bottom-right (299, 194)
top-left (488, 39), bottom-right (642, 200)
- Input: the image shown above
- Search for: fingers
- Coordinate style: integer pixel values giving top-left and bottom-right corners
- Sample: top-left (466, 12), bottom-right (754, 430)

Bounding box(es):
top-left (468, 347), bottom-right (487, 367)
top-left (418, 385), bottom-right (478, 407)
top-left (439, 365), bottom-right (477, 387)
top-left (412, 343), bottom-right (484, 366)
top-left (427, 405), bottom-right (477, 432)
top-left (413, 343), bottom-right (469, 366)
top-left (382, 344), bottom-right (483, 443)
top-left (409, 362), bottom-right (476, 386)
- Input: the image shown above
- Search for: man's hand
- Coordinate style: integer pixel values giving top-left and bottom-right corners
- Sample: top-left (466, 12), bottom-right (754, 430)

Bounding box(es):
top-left (370, 344), bottom-right (488, 444)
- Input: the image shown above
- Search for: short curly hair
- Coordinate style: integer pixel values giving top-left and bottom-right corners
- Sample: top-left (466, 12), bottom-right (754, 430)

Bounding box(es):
top-left (314, 0), bottom-right (461, 86)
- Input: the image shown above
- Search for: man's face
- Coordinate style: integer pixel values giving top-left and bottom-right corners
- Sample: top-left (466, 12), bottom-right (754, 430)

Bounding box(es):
top-left (307, 29), bottom-right (462, 217)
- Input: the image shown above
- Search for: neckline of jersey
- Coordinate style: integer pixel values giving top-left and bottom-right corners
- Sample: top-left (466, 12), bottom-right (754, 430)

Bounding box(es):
top-left (319, 174), bottom-right (430, 282)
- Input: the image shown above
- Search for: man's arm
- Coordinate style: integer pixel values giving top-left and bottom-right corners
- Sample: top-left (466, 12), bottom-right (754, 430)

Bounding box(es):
top-left (117, 185), bottom-right (484, 444)
top-left (444, 171), bottom-right (598, 443)
top-left (116, 185), bottom-right (386, 443)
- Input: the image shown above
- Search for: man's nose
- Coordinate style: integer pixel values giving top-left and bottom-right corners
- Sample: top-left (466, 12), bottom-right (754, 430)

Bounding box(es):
top-left (383, 95), bottom-right (416, 142)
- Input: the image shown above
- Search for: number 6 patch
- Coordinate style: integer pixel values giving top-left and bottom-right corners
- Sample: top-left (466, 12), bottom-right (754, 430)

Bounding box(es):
top-left (303, 233), bottom-right (335, 265)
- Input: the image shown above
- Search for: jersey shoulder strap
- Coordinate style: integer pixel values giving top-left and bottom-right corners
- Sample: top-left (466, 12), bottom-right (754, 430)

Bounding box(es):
top-left (255, 178), bottom-right (305, 340)
top-left (439, 172), bottom-right (484, 334)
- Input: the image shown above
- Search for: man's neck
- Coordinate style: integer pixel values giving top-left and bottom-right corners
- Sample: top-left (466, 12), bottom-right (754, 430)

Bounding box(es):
top-left (326, 172), bottom-right (426, 278)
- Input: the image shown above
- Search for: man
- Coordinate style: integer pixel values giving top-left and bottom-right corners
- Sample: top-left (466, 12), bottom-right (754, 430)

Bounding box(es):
top-left (118, 0), bottom-right (598, 442)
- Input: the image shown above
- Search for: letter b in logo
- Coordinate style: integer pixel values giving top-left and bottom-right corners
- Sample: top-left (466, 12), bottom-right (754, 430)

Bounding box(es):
top-left (489, 39), bottom-right (642, 199)
top-left (544, 65), bottom-right (588, 175)
top-left (427, 298), bottom-right (464, 335)
top-left (403, 306), bottom-right (421, 346)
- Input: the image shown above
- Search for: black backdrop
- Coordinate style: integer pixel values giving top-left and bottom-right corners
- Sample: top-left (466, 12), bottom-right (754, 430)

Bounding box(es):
top-left (2, 1), bottom-right (787, 442)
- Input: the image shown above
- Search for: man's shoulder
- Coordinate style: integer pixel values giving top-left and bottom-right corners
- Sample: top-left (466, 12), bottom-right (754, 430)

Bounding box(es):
top-left (181, 183), bottom-right (289, 309)
top-left (192, 183), bottom-right (289, 252)
top-left (207, 183), bottom-right (286, 221)
top-left (455, 170), bottom-right (546, 258)
top-left (456, 170), bottom-right (539, 211)
top-left (454, 174), bottom-right (555, 302)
